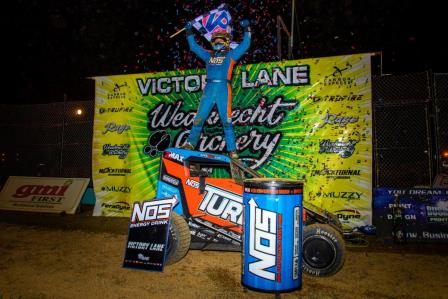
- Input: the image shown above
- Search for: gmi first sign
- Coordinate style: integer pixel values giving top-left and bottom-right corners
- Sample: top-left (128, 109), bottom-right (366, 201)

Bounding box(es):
top-left (0, 176), bottom-right (90, 214)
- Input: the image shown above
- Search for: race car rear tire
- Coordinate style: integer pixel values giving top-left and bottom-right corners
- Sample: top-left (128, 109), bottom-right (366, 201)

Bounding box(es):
top-left (302, 224), bottom-right (345, 277)
top-left (165, 212), bottom-right (191, 265)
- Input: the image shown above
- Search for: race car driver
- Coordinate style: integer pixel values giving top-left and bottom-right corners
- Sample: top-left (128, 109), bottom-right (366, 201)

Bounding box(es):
top-left (183, 19), bottom-right (251, 159)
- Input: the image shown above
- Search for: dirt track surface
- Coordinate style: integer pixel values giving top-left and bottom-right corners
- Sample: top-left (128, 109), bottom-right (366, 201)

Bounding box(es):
top-left (1, 211), bottom-right (448, 299)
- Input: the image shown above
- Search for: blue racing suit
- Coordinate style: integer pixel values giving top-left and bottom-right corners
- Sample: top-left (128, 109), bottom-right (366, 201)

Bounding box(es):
top-left (186, 30), bottom-right (251, 152)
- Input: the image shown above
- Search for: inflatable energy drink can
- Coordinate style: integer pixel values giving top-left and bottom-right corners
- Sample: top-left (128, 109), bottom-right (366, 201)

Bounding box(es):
top-left (242, 178), bottom-right (303, 292)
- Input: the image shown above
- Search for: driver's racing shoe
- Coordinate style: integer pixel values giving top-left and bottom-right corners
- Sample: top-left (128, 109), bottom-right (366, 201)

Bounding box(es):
top-left (229, 151), bottom-right (239, 159)
top-left (180, 142), bottom-right (194, 150)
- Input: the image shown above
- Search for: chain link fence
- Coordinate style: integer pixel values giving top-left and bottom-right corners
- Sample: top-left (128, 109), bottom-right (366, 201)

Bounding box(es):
top-left (434, 73), bottom-right (448, 173)
top-left (372, 72), bottom-right (433, 187)
top-left (0, 101), bottom-right (93, 187)
top-left (0, 73), bottom-right (447, 189)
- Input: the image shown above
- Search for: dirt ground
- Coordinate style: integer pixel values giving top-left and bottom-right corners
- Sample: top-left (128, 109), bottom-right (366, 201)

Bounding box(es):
top-left (1, 210), bottom-right (448, 299)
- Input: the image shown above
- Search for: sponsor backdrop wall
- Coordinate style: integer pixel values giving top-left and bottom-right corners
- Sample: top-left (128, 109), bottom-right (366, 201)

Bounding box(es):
top-left (92, 53), bottom-right (374, 229)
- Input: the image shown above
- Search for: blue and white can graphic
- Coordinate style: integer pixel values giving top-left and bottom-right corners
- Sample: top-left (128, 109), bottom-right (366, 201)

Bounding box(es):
top-left (242, 178), bottom-right (303, 292)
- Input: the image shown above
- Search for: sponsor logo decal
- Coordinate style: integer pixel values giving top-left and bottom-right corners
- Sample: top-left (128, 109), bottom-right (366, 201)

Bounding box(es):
top-left (98, 107), bottom-right (134, 114)
top-left (335, 209), bottom-right (361, 221)
top-left (311, 167), bottom-right (361, 180)
top-left (247, 198), bottom-right (279, 281)
top-left (137, 253), bottom-right (150, 261)
top-left (143, 130), bottom-right (171, 157)
top-left (103, 122), bottom-right (131, 134)
top-left (98, 167), bottom-right (131, 176)
top-left (319, 139), bottom-right (358, 158)
top-left (101, 201), bottom-right (131, 211)
top-left (319, 113), bottom-right (359, 128)
top-left (185, 179), bottom-right (199, 189)
top-left (322, 62), bottom-right (356, 87)
top-left (12, 180), bottom-right (72, 203)
top-left (307, 94), bottom-right (363, 103)
top-left (102, 144), bottom-right (130, 159)
top-left (165, 151), bottom-right (184, 163)
top-left (101, 186), bottom-right (132, 193)
top-left (317, 191), bottom-right (363, 201)
top-left (162, 174), bottom-right (180, 186)
top-left (131, 197), bottom-right (177, 223)
top-left (107, 82), bottom-right (128, 99)
top-left (198, 185), bottom-right (243, 225)
top-left (209, 57), bottom-right (225, 64)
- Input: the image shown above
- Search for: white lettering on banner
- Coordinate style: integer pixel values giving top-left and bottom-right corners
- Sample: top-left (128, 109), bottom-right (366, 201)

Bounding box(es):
top-left (248, 198), bottom-right (277, 281)
top-left (175, 129), bottom-right (281, 169)
top-left (388, 203), bottom-right (412, 209)
top-left (148, 96), bottom-right (297, 169)
top-left (136, 75), bottom-right (207, 96)
top-left (131, 197), bottom-right (177, 223)
top-left (198, 185), bottom-right (243, 225)
top-left (241, 65), bottom-right (310, 88)
top-left (386, 214), bottom-right (416, 220)
top-left (426, 206), bottom-right (448, 217)
top-left (148, 97), bottom-right (297, 130)
top-left (422, 231), bottom-right (448, 240)
top-left (386, 189), bottom-right (448, 196)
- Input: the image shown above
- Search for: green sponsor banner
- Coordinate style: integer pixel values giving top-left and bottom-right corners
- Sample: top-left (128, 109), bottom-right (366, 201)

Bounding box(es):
top-left (93, 53), bottom-right (374, 228)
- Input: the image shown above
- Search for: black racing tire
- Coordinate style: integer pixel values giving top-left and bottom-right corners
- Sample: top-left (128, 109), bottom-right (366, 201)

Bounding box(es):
top-left (165, 212), bottom-right (191, 265)
top-left (302, 224), bottom-right (346, 277)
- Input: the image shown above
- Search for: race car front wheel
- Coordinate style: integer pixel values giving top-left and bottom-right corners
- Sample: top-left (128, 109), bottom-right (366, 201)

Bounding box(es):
top-left (165, 212), bottom-right (191, 265)
top-left (302, 224), bottom-right (345, 276)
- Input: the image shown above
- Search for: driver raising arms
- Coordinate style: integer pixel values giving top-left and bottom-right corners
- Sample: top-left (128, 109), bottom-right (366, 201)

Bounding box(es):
top-left (183, 19), bottom-right (251, 159)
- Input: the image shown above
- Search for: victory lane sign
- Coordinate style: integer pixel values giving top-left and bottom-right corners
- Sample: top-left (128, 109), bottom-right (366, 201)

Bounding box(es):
top-left (123, 197), bottom-right (177, 271)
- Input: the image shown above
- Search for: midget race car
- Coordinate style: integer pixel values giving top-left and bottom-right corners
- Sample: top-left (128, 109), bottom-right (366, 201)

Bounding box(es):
top-left (156, 148), bottom-right (346, 276)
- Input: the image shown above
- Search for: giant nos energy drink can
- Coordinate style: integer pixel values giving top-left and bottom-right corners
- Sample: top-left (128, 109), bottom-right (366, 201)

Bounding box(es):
top-left (242, 178), bottom-right (303, 292)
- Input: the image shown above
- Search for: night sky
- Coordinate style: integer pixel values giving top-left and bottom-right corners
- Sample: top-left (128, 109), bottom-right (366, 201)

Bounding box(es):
top-left (5, 0), bottom-right (446, 105)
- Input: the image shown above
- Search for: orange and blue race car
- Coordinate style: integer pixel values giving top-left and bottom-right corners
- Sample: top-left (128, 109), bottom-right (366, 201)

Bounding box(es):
top-left (157, 147), bottom-right (346, 277)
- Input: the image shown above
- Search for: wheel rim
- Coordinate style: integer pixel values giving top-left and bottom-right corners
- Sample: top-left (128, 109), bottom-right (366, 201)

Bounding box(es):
top-left (303, 236), bottom-right (336, 269)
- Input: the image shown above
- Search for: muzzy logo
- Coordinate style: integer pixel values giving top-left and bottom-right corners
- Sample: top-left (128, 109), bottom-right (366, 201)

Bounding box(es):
top-left (101, 186), bottom-right (131, 193)
top-left (248, 198), bottom-right (279, 281)
top-left (317, 191), bottom-right (363, 200)
top-left (131, 197), bottom-right (177, 223)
